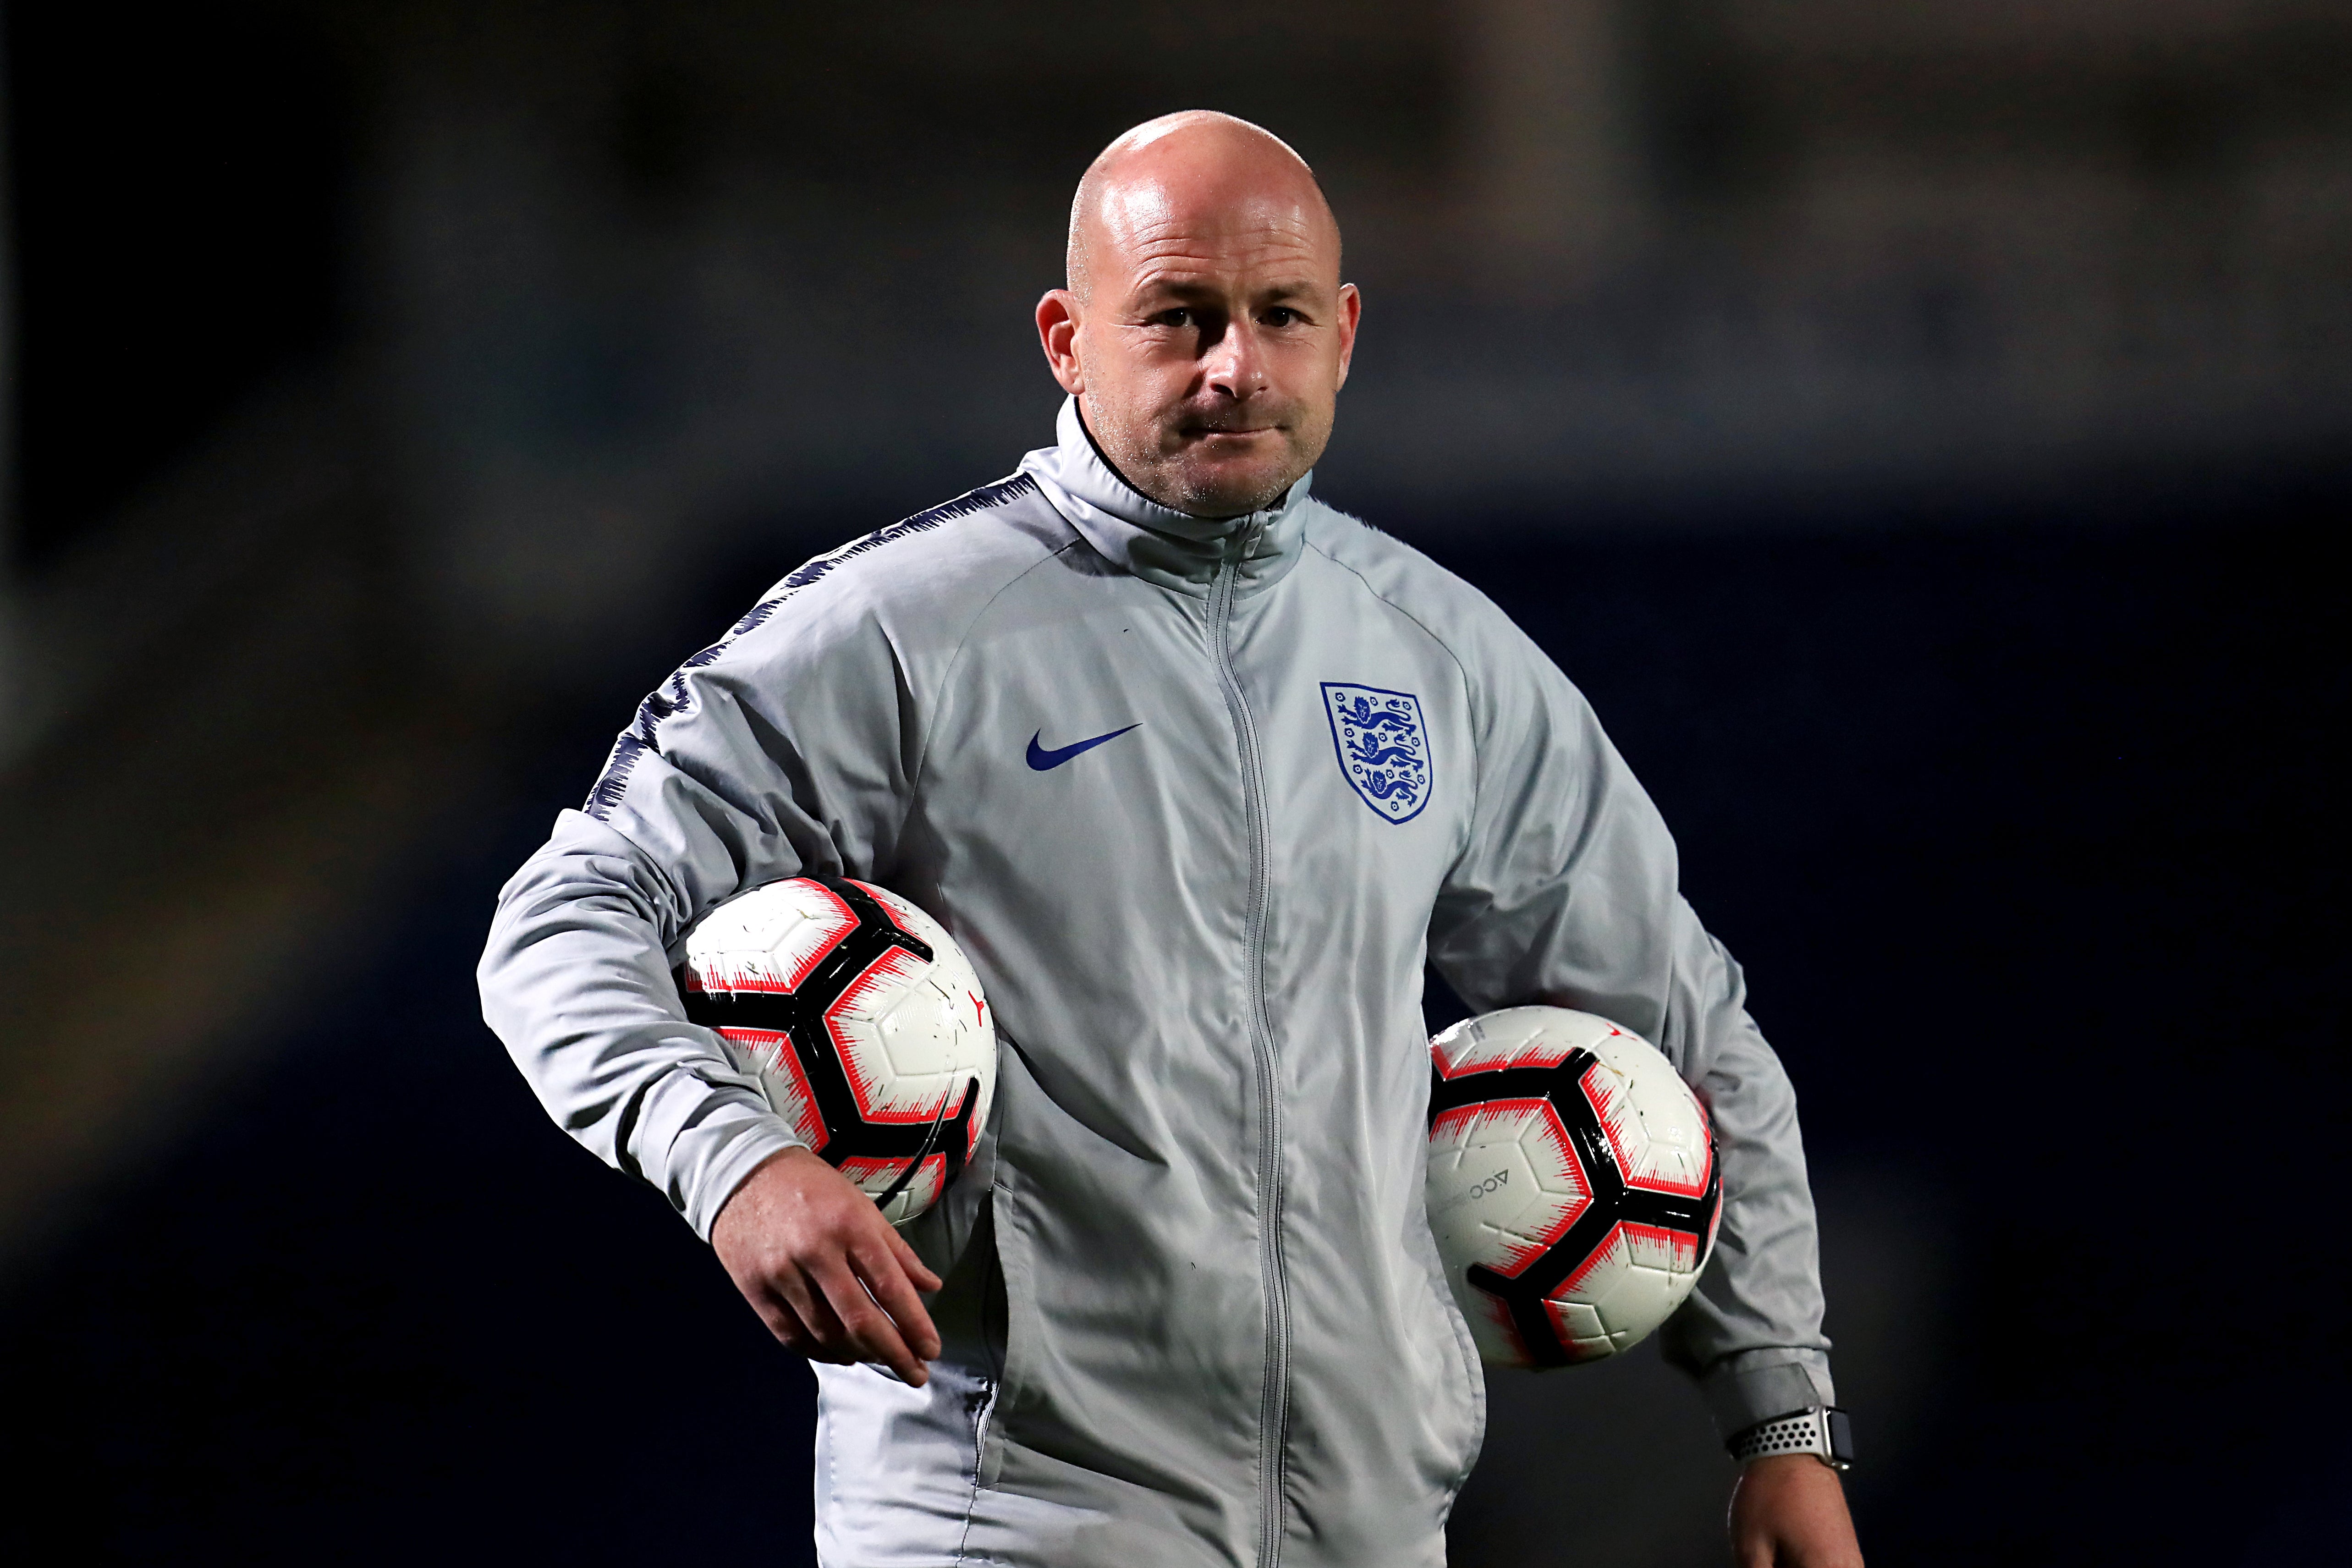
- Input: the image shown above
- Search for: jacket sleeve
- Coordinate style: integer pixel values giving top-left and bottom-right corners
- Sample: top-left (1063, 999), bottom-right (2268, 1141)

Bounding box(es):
top-left (1425, 613), bottom-right (1835, 1439)
top-left (477, 586), bottom-right (918, 1239)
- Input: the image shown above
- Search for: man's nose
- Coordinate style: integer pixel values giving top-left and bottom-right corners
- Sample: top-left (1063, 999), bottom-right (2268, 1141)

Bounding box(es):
top-left (1199, 318), bottom-right (1268, 400)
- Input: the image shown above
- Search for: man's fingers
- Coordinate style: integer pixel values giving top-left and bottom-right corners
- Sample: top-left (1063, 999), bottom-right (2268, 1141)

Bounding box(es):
top-left (771, 1266), bottom-right (860, 1363)
top-left (763, 1300), bottom-right (824, 1360)
top-left (853, 1241), bottom-right (943, 1361)
top-left (886, 1227), bottom-right (944, 1294)
top-left (810, 1258), bottom-right (926, 1385)
top-left (711, 1149), bottom-right (949, 1379)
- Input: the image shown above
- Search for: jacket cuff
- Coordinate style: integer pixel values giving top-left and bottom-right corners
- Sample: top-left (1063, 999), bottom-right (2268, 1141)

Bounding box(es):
top-left (1698, 1348), bottom-right (1838, 1439)
top-left (680, 1112), bottom-right (808, 1241)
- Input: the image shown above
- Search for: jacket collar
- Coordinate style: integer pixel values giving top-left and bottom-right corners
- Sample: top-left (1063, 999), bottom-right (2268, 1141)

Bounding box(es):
top-left (1019, 396), bottom-right (1310, 599)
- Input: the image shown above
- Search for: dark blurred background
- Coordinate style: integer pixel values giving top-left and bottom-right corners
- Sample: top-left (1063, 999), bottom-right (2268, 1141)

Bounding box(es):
top-left (0, 2), bottom-right (2343, 1562)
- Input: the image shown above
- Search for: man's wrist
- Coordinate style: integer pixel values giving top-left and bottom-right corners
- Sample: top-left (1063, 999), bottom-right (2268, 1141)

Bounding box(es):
top-left (1726, 1406), bottom-right (1854, 1471)
top-left (692, 1119), bottom-right (813, 1242)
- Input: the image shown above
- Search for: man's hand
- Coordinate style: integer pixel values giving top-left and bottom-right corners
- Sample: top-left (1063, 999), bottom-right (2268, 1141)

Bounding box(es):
top-left (1728, 1455), bottom-right (1863, 1568)
top-left (710, 1146), bottom-right (944, 1386)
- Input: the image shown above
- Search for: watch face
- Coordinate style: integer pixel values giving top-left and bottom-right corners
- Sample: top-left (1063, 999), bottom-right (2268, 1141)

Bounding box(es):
top-left (1828, 1408), bottom-right (1856, 1467)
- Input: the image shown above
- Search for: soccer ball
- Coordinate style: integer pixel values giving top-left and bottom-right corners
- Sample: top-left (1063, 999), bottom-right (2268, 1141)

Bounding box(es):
top-left (1426, 1007), bottom-right (1721, 1368)
top-left (677, 876), bottom-right (996, 1227)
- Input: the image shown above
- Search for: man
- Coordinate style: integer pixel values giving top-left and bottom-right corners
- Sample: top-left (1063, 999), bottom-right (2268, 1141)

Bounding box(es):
top-left (481, 112), bottom-right (1863, 1567)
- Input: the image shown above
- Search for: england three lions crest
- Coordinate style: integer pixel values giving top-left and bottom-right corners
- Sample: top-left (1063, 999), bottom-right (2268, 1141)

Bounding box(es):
top-left (1321, 683), bottom-right (1432, 824)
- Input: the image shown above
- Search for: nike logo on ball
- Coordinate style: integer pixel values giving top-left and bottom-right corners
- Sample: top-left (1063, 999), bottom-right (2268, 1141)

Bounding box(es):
top-left (1026, 724), bottom-right (1141, 771)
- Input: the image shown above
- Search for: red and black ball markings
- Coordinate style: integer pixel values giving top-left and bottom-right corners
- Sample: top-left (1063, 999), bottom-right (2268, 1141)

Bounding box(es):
top-left (1429, 1047), bottom-right (1723, 1368)
top-left (677, 876), bottom-right (980, 1210)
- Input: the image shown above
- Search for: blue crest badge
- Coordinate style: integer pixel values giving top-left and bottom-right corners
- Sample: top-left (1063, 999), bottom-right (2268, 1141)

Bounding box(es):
top-left (1321, 683), bottom-right (1432, 824)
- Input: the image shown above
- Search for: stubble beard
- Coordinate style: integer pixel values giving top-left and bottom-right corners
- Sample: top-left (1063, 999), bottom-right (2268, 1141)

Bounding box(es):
top-left (1089, 401), bottom-right (1326, 520)
top-left (1154, 455), bottom-right (1298, 519)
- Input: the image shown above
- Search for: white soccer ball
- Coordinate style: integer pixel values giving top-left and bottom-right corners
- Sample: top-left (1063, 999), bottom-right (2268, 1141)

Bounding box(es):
top-left (1426, 1006), bottom-right (1721, 1367)
top-left (678, 876), bottom-right (996, 1226)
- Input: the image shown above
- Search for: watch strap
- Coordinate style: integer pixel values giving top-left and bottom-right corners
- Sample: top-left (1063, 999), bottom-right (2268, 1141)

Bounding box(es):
top-left (1726, 1406), bottom-right (1854, 1470)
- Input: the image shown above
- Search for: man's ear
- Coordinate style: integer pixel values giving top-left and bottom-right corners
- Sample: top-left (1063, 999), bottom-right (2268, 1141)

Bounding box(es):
top-left (1333, 282), bottom-right (1362, 393)
top-left (1036, 290), bottom-right (1085, 395)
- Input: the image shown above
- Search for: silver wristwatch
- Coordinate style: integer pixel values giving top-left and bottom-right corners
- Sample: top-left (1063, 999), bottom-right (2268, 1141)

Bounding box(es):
top-left (1726, 1406), bottom-right (1854, 1471)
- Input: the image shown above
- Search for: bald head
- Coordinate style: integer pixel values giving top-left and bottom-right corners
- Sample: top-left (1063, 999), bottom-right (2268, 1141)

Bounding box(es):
top-left (1066, 111), bottom-right (1341, 305)
top-left (1038, 112), bottom-right (1359, 518)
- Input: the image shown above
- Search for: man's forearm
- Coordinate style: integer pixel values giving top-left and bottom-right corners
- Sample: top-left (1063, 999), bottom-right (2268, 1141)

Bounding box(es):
top-left (478, 812), bottom-right (804, 1234)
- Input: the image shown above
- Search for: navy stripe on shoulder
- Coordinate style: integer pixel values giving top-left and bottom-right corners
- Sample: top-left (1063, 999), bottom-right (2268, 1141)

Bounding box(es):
top-left (583, 473), bottom-right (1038, 821)
top-left (583, 735), bottom-right (649, 823)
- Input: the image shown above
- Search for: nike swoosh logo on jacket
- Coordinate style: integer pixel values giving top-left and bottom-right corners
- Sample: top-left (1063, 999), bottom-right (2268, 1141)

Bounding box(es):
top-left (1026, 724), bottom-right (1141, 770)
top-left (479, 395), bottom-right (1835, 1568)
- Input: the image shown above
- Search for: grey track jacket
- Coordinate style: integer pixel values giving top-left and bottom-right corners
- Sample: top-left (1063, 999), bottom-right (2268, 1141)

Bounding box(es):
top-left (479, 399), bottom-right (1835, 1568)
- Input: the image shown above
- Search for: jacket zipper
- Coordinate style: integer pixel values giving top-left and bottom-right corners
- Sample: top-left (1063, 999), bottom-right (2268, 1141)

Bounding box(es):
top-left (1209, 522), bottom-right (1289, 1568)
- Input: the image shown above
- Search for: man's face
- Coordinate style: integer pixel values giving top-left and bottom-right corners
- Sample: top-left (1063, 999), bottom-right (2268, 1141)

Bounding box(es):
top-left (1039, 170), bottom-right (1359, 519)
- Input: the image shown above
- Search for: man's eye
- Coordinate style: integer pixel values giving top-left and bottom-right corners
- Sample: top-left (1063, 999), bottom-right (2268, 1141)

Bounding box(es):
top-left (1264, 308), bottom-right (1299, 326)
top-left (1155, 308), bottom-right (1192, 328)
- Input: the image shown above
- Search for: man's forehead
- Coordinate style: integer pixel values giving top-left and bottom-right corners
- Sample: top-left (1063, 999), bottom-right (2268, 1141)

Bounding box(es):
top-left (1102, 173), bottom-right (1319, 238)
top-left (1095, 178), bottom-right (1333, 280)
